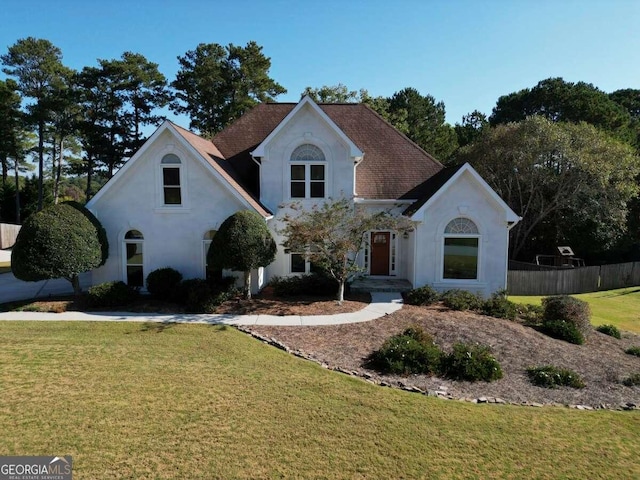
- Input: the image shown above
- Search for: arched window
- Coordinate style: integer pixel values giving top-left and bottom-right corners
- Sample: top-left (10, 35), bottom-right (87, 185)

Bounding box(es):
top-left (124, 230), bottom-right (144, 287)
top-left (203, 230), bottom-right (222, 281)
top-left (290, 144), bottom-right (326, 199)
top-left (161, 154), bottom-right (182, 205)
top-left (443, 218), bottom-right (479, 280)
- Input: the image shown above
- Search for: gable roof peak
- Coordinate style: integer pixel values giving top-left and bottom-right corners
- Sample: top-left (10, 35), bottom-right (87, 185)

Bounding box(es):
top-left (251, 96), bottom-right (363, 158)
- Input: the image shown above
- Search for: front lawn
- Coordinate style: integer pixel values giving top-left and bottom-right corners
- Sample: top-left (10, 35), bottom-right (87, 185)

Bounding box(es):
top-left (0, 321), bottom-right (639, 479)
top-left (510, 287), bottom-right (640, 333)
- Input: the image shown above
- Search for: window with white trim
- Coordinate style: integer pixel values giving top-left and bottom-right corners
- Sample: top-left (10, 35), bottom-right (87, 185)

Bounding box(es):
top-left (290, 144), bottom-right (326, 199)
top-left (161, 154), bottom-right (182, 205)
top-left (124, 230), bottom-right (144, 287)
top-left (203, 230), bottom-right (222, 281)
top-left (443, 218), bottom-right (479, 280)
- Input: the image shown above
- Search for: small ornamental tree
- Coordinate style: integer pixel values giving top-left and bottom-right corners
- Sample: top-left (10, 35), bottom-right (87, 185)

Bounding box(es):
top-left (280, 198), bottom-right (414, 303)
top-left (11, 202), bottom-right (108, 295)
top-left (207, 210), bottom-right (276, 299)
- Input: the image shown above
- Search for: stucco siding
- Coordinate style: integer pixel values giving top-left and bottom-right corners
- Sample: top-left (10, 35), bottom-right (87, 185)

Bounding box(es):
top-left (413, 171), bottom-right (510, 297)
top-left (89, 129), bottom-right (249, 287)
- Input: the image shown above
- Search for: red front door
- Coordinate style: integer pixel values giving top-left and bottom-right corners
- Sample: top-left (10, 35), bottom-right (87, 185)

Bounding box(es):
top-left (370, 232), bottom-right (390, 275)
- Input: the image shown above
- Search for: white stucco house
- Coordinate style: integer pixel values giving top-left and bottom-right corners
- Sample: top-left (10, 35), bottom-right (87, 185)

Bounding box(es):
top-left (86, 96), bottom-right (520, 297)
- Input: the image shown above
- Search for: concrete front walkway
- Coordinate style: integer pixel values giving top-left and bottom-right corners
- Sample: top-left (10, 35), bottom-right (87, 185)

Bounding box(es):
top-left (0, 292), bottom-right (403, 326)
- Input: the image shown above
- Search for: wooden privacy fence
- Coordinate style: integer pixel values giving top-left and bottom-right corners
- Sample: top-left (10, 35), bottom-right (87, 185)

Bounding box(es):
top-left (507, 261), bottom-right (640, 296)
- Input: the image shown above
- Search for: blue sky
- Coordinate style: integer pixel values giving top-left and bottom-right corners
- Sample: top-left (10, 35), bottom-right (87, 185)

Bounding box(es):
top-left (1, 0), bottom-right (639, 126)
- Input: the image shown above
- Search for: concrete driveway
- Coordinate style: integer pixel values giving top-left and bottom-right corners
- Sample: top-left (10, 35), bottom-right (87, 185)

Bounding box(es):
top-left (0, 250), bottom-right (92, 304)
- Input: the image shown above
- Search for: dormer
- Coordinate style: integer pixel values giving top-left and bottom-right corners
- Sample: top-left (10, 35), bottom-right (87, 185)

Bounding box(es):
top-left (250, 96), bottom-right (363, 211)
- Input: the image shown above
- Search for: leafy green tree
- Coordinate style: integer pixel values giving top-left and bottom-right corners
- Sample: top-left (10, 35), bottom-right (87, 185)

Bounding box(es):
top-left (457, 116), bottom-right (640, 260)
top-left (280, 198), bottom-right (414, 303)
top-left (302, 83), bottom-right (363, 103)
top-left (454, 110), bottom-right (489, 148)
top-left (171, 41), bottom-right (286, 137)
top-left (11, 201), bottom-right (108, 294)
top-left (0, 79), bottom-right (22, 187)
top-left (207, 210), bottom-right (276, 299)
top-left (490, 77), bottom-right (635, 145)
top-left (1, 37), bottom-right (71, 211)
top-left (387, 87), bottom-right (458, 161)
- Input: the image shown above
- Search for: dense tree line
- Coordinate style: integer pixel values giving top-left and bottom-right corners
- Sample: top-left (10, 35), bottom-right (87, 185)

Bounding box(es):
top-left (2, 36), bottom-right (640, 264)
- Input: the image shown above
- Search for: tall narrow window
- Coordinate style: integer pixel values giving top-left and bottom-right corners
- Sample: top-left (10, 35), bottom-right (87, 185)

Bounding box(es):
top-left (443, 218), bottom-right (479, 280)
top-left (124, 230), bottom-right (144, 287)
top-left (290, 144), bottom-right (325, 199)
top-left (203, 230), bottom-right (222, 281)
top-left (162, 154), bottom-right (181, 205)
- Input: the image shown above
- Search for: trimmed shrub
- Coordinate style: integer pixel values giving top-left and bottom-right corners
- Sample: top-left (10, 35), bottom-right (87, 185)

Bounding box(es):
top-left (625, 346), bottom-right (640, 357)
top-left (542, 319), bottom-right (585, 345)
top-left (174, 278), bottom-right (238, 313)
top-left (526, 365), bottom-right (585, 389)
top-left (541, 296), bottom-right (591, 344)
top-left (622, 373), bottom-right (640, 387)
top-left (87, 281), bottom-right (139, 307)
top-left (405, 285), bottom-right (440, 306)
top-left (146, 267), bottom-right (183, 300)
top-left (441, 343), bottom-right (503, 382)
top-left (596, 324), bottom-right (621, 339)
top-left (482, 293), bottom-right (517, 320)
top-left (269, 274), bottom-right (339, 297)
top-left (542, 296), bottom-right (591, 333)
top-left (207, 210), bottom-right (277, 299)
top-left (441, 289), bottom-right (483, 311)
top-left (368, 326), bottom-right (443, 375)
top-left (11, 202), bottom-right (108, 294)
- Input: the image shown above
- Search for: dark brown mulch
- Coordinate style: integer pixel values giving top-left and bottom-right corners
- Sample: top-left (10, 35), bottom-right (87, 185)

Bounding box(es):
top-left (2, 292), bottom-right (371, 316)
top-left (247, 304), bottom-right (640, 407)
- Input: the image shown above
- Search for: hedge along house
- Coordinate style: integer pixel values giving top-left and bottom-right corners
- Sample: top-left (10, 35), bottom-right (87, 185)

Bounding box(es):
top-left (86, 96), bottom-right (520, 297)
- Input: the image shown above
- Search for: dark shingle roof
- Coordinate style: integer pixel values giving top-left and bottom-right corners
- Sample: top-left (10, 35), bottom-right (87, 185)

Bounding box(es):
top-left (402, 164), bottom-right (466, 216)
top-left (171, 122), bottom-right (272, 217)
top-left (211, 102), bottom-right (444, 200)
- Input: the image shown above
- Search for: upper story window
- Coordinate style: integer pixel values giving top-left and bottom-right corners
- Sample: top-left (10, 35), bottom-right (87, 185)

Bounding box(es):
top-left (443, 218), bottom-right (480, 280)
top-left (290, 144), bottom-right (325, 199)
top-left (161, 154), bottom-right (182, 205)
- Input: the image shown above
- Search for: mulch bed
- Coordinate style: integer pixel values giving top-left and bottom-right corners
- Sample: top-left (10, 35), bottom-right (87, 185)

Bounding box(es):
top-left (2, 292), bottom-right (371, 316)
top-left (247, 304), bottom-right (640, 408)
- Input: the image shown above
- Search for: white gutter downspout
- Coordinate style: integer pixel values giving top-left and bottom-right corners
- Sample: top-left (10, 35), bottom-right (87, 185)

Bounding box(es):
top-left (505, 217), bottom-right (523, 293)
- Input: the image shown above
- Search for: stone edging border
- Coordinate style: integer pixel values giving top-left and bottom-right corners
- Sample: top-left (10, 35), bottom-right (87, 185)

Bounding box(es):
top-left (237, 326), bottom-right (639, 412)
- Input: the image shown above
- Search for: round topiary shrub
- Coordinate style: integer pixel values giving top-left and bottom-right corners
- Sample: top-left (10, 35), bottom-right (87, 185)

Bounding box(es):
top-left (596, 324), bottom-right (621, 339)
top-left (11, 202), bottom-right (109, 294)
top-left (441, 343), bottom-right (503, 382)
top-left (87, 281), bottom-right (139, 307)
top-left (368, 326), bottom-right (443, 375)
top-left (441, 289), bottom-right (483, 311)
top-left (541, 296), bottom-right (591, 344)
top-left (405, 285), bottom-right (440, 306)
top-left (526, 365), bottom-right (585, 389)
top-left (146, 267), bottom-right (183, 300)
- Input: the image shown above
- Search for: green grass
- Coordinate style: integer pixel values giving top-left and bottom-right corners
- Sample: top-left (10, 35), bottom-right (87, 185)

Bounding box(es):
top-left (0, 322), bottom-right (639, 479)
top-left (510, 287), bottom-right (640, 333)
top-left (0, 261), bottom-right (10, 274)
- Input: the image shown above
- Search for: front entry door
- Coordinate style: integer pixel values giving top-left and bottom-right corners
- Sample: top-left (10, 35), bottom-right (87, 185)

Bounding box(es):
top-left (370, 232), bottom-right (390, 275)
